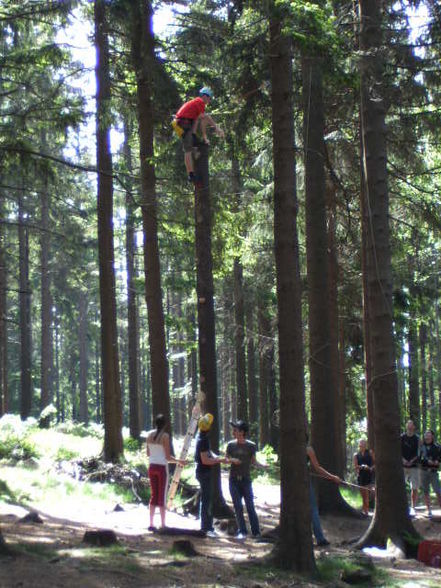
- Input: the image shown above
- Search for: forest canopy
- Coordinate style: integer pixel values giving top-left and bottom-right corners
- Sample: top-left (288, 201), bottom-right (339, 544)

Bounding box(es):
top-left (0, 0), bottom-right (440, 570)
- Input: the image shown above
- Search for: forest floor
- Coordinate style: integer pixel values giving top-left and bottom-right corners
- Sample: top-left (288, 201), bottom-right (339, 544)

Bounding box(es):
top-left (1, 474), bottom-right (441, 587)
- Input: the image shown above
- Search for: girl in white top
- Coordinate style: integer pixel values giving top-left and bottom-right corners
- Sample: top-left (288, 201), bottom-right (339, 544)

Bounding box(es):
top-left (146, 415), bottom-right (186, 529)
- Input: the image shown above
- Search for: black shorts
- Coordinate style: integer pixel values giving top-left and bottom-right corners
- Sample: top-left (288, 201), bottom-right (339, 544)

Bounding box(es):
top-left (177, 118), bottom-right (196, 153)
top-left (358, 470), bottom-right (372, 487)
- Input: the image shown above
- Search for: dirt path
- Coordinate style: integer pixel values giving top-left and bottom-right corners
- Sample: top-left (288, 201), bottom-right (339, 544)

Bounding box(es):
top-left (1, 479), bottom-right (441, 587)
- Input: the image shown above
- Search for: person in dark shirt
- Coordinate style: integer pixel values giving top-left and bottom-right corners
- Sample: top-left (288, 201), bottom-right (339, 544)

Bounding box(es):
top-left (194, 413), bottom-right (228, 537)
top-left (353, 438), bottom-right (375, 516)
top-left (419, 430), bottom-right (441, 517)
top-left (226, 420), bottom-right (268, 539)
top-left (401, 419), bottom-right (421, 515)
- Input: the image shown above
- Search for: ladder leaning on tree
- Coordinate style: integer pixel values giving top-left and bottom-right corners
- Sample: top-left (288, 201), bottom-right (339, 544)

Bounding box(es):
top-left (167, 391), bottom-right (205, 509)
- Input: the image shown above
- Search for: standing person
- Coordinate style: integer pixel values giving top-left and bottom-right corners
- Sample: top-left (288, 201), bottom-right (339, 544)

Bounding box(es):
top-left (307, 443), bottom-right (341, 547)
top-left (226, 420), bottom-right (268, 540)
top-left (401, 419), bottom-right (421, 516)
top-left (195, 413), bottom-right (228, 537)
top-left (173, 87), bottom-right (224, 183)
top-left (419, 430), bottom-right (441, 517)
top-left (353, 438), bottom-right (375, 516)
top-left (146, 414), bottom-right (186, 530)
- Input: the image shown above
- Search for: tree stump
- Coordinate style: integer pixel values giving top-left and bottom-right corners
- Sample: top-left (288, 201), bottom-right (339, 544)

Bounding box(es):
top-left (82, 529), bottom-right (118, 547)
top-left (171, 540), bottom-right (200, 557)
top-left (218, 518), bottom-right (237, 536)
top-left (19, 511), bottom-right (43, 524)
top-left (0, 529), bottom-right (13, 557)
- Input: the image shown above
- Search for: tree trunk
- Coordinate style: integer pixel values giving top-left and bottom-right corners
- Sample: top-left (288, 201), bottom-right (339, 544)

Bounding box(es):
top-left (193, 143), bottom-right (229, 515)
top-left (70, 351), bottom-right (77, 421)
top-left (360, 145), bottom-right (375, 450)
top-left (230, 152), bottom-right (248, 422)
top-left (95, 310), bottom-right (101, 423)
top-left (420, 322), bottom-right (427, 433)
top-left (233, 258), bottom-right (248, 420)
top-left (257, 298), bottom-right (271, 447)
top-left (78, 291), bottom-right (88, 424)
top-left (39, 152), bottom-right (53, 424)
top-left (246, 300), bottom-right (259, 437)
top-left (327, 181), bottom-right (345, 476)
top-left (338, 322), bottom-right (347, 471)
top-left (123, 116), bottom-right (142, 439)
top-left (435, 277), bottom-right (441, 431)
top-left (18, 191), bottom-right (32, 420)
top-left (269, 11), bottom-right (315, 572)
top-left (0, 191), bottom-right (7, 415)
top-left (0, 528), bottom-right (12, 556)
top-left (303, 56), bottom-right (352, 513)
top-left (268, 341), bottom-right (279, 452)
top-left (428, 323), bottom-right (436, 435)
top-left (130, 0), bottom-right (171, 432)
top-left (357, 0), bottom-right (418, 550)
top-left (54, 313), bottom-right (61, 421)
top-left (95, 0), bottom-right (123, 462)
top-left (408, 312), bottom-right (420, 429)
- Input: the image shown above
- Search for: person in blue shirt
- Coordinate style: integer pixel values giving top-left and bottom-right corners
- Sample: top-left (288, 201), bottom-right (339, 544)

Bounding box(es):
top-left (307, 442), bottom-right (341, 546)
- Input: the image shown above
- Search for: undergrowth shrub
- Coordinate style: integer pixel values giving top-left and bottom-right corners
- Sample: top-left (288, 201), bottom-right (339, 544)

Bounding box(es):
top-left (0, 415), bottom-right (39, 462)
top-left (54, 421), bottom-right (103, 439)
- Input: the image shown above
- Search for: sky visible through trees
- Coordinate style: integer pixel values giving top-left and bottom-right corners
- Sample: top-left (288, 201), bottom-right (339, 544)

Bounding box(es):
top-left (1, 0), bottom-right (441, 570)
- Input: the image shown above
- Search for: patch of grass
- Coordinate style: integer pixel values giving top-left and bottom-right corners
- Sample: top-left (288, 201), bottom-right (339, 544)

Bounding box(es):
top-left (29, 429), bottom-right (102, 462)
top-left (54, 421), bottom-right (103, 439)
top-left (0, 479), bottom-right (18, 503)
top-left (61, 544), bottom-right (145, 576)
top-left (14, 542), bottom-right (58, 560)
top-left (318, 555), bottom-right (361, 582)
top-left (237, 561), bottom-right (294, 583)
top-left (82, 480), bottom-right (135, 503)
top-left (55, 446), bottom-right (80, 461)
top-left (317, 554), bottom-right (392, 586)
top-left (0, 462), bottom-right (140, 511)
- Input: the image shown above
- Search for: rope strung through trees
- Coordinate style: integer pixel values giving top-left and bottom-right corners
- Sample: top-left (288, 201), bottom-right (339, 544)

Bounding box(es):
top-left (309, 471), bottom-right (376, 494)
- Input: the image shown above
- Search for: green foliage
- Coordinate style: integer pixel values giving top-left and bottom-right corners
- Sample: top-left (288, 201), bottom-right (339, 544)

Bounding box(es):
top-left (275, 0), bottom-right (340, 56)
top-left (253, 445), bottom-right (280, 484)
top-left (55, 421), bottom-right (104, 439)
top-left (0, 479), bottom-right (18, 503)
top-left (340, 486), bottom-right (362, 510)
top-left (317, 554), bottom-right (390, 585)
top-left (0, 415), bottom-right (39, 462)
top-left (123, 436), bottom-right (143, 453)
top-left (55, 446), bottom-right (81, 461)
top-left (39, 403), bottom-right (57, 428)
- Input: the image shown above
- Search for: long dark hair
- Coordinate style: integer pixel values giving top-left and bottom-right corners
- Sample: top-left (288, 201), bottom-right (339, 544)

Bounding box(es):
top-left (154, 414), bottom-right (166, 441)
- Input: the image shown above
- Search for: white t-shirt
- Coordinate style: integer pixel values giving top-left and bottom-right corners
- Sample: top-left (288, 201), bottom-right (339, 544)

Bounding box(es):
top-left (147, 430), bottom-right (168, 466)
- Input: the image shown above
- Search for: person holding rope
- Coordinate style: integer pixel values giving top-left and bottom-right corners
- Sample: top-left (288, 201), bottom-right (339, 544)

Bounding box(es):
top-left (353, 438), bottom-right (375, 516)
top-left (146, 414), bottom-right (187, 531)
top-left (195, 413), bottom-right (229, 537)
top-left (307, 442), bottom-right (341, 547)
top-left (173, 87), bottom-right (224, 183)
top-left (226, 420), bottom-right (268, 540)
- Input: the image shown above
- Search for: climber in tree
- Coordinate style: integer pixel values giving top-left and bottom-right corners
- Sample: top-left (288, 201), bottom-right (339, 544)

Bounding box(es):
top-left (174, 86), bottom-right (224, 182)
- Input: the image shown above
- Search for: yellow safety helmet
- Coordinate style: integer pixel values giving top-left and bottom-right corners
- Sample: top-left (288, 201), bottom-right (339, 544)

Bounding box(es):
top-left (198, 413), bottom-right (214, 432)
